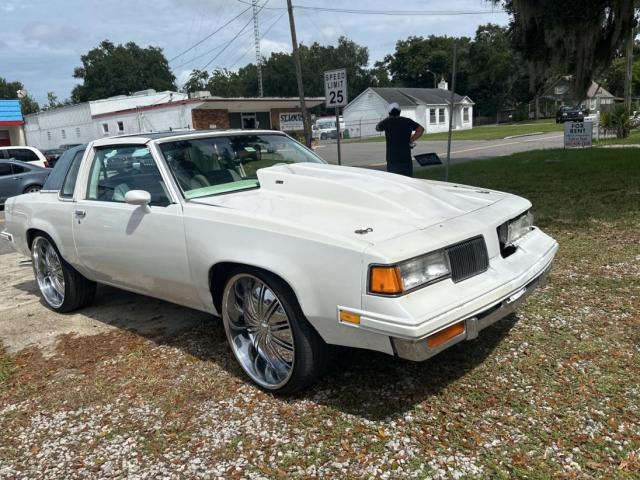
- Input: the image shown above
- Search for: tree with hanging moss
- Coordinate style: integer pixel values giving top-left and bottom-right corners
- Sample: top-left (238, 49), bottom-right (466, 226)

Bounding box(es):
top-left (495, 0), bottom-right (638, 100)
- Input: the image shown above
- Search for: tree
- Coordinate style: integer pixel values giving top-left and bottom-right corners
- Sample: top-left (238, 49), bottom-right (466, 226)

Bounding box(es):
top-left (375, 35), bottom-right (472, 94)
top-left (182, 70), bottom-right (210, 94)
top-left (182, 37), bottom-right (380, 103)
top-left (495, 0), bottom-right (638, 100)
top-left (0, 77), bottom-right (39, 114)
top-left (72, 40), bottom-right (176, 102)
top-left (467, 24), bottom-right (529, 116)
top-left (41, 92), bottom-right (75, 111)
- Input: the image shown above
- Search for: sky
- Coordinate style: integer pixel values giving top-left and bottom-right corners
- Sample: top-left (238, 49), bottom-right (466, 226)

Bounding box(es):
top-left (0, 0), bottom-right (509, 105)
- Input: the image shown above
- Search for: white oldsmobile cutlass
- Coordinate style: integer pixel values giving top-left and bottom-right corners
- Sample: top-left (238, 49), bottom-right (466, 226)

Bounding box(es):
top-left (1, 130), bottom-right (558, 393)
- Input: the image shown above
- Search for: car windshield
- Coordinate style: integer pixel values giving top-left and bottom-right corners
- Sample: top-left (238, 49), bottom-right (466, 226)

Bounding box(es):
top-left (159, 133), bottom-right (325, 199)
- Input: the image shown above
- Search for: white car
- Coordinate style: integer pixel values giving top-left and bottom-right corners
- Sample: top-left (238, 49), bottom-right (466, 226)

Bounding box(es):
top-left (0, 146), bottom-right (49, 169)
top-left (312, 117), bottom-right (345, 140)
top-left (1, 130), bottom-right (557, 393)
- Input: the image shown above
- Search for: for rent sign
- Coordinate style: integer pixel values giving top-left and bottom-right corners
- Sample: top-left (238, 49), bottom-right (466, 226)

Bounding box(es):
top-left (279, 112), bottom-right (304, 131)
top-left (564, 121), bottom-right (593, 148)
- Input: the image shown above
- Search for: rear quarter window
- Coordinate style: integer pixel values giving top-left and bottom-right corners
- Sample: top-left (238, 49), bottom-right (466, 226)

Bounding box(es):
top-left (43, 146), bottom-right (86, 192)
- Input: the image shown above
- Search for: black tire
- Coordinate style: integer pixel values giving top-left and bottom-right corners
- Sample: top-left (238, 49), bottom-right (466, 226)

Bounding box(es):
top-left (221, 266), bottom-right (329, 394)
top-left (23, 185), bottom-right (42, 194)
top-left (31, 234), bottom-right (96, 313)
top-left (320, 133), bottom-right (327, 140)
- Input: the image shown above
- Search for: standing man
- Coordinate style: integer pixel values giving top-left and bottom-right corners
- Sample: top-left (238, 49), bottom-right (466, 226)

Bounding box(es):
top-left (376, 102), bottom-right (425, 177)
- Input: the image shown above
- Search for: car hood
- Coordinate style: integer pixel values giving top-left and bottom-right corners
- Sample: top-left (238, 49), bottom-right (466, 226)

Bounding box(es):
top-left (190, 163), bottom-right (510, 246)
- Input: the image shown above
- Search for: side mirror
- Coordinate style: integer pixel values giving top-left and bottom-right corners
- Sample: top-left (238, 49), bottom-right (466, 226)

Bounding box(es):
top-left (124, 190), bottom-right (151, 208)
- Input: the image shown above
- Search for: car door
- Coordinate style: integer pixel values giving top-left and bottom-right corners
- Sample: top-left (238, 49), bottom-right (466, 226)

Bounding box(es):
top-left (72, 144), bottom-right (202, 309)
top-left (0, 161), bottom-right (18, 203)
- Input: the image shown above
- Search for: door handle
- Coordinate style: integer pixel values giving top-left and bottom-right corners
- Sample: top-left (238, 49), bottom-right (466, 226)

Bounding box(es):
top-left (74, 209), bottom-right (86, 218)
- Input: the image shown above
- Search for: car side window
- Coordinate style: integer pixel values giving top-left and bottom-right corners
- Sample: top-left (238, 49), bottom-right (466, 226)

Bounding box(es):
top-left (0, 164), bottom-right (11, 176)
top-left (60, 150), bottom-right (85, 198)
top-left (11, 149), bottom-right (38, 162)
top-left (86, 145), bottom-right (171, 207)
top-left (11, 164), bottom-right (28, 174)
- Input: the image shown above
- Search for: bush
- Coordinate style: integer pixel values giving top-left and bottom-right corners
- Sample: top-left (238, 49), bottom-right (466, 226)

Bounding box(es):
top-left (600, 106), bottom-right (633, 139)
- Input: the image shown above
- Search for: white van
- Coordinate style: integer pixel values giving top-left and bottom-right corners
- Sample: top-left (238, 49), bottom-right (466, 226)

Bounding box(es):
top-left (0, 146), bottom-right (48, 168)
top-left (312, 117), bottom-right (346, 140)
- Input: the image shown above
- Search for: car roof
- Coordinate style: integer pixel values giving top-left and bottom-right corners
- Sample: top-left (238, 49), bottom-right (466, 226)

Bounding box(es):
top-left (91, 129), bottom-right (287, 147)
top-left (0, 158), bottom-right (44, 169)
top-left (0, 145), bottom-right (38, 150)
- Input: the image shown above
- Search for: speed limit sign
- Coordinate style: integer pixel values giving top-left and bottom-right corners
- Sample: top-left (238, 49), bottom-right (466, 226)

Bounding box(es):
top-left (324, 68), bottom-right (348, 108)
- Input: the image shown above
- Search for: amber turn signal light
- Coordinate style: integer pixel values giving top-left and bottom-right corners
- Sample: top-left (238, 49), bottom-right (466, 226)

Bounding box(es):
top-left (426, 321), bottom-right (465, 349)
top-left (339, 310), bottom-right (361, 324)
top-left (369, 266), bottom-right (403, 295)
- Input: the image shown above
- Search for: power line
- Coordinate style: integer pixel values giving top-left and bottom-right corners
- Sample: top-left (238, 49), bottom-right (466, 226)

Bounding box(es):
top-left (168, 6), bottom-right (252, 63)
top-left (229, 11), bottom-right (287, 69)
top-left (235, 0), bottom-right (505, 16)
top-left (201, 1), bottom-right (269, 71)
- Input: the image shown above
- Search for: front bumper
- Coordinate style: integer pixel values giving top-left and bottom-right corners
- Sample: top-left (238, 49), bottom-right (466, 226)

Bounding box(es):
top-left (391, 263), bottom-right (551, 361)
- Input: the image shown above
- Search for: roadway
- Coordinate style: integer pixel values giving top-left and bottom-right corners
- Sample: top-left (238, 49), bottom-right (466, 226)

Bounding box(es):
top-left (314, 132), bottom-right (564, 168)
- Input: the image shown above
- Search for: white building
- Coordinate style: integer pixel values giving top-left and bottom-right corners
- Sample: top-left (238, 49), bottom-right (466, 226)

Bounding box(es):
top-left (24, 90), bottom-right (189, 150)
top-left (24, 89), bottom-right (324, 150)
top-left (343, 87), bottom-right (474, 139)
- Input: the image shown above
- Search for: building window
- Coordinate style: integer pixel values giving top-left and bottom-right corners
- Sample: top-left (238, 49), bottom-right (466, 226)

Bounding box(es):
top-left (463, 107), bottom-right (469, 122)
top-left (241, 113), bottom-right (257, 129)
top-left (438, 108), bottom-right (445, 124)
top-left (61, 129), bottom-right (66, 140)
top-left (75, 127), bottom-right (81, 138)
top-left (47, 131), bottom-right (52, 141)
top-left (102, 123), bottom-right (109, 134)
top-left (429, 109), bottom-right (436, 124)
top-left (117, 121), bottom-right (124, 133)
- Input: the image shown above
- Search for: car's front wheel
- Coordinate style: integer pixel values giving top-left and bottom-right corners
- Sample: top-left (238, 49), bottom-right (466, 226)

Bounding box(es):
top-left (221, 268), bottom-right (328, 394)
top-left (31, 235), bottom-right (96, 313)
top-left (23, 185), bottom-right (42, 193)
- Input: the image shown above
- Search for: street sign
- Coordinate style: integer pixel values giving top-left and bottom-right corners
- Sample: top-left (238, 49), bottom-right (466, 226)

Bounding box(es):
top-left (564, 121), bottom-right (593, 148)
top-left (279, 112), bottom-right (304, 131)
top-left (324, 68), bottom-right (348, 108)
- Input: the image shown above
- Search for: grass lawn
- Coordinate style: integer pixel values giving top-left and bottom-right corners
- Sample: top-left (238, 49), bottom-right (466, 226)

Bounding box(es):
top-left (1, 148), bottom-right (639, 478)
top-left (353, 119), bottom-right (563, 143)
top-left (594, 129), bottom-right (640, 145)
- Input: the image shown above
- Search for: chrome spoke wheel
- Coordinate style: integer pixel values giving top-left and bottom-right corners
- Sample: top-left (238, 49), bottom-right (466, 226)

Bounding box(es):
top-left (32, 237), bottom-right (65, 308)
top-left (223, 274), bottom-right (295, 390)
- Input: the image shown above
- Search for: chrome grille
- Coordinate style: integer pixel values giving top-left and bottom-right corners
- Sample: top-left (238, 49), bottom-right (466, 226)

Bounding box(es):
top-left (446, 236), bottom-right (489, 283)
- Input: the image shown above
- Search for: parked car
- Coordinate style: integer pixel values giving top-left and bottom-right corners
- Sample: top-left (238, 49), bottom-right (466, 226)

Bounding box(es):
top-left (59, 143), bottom-right (82, 151)
top-left (312, 117), bottom-right (345, 140)
top-left (0, 159), bottom-right (50, 206)
top-left (2, 130), bottom-right (557, 393)
top-left (42, 148), bottom-right (64, 168)
top-left (556, 106), bottom-right (584, 123)
top-left (0, 146), bottom-right (48, 168)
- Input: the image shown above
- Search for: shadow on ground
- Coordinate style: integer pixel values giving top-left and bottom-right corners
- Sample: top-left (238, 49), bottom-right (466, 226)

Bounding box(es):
top-left (13, 278), bottom-right (516, 421)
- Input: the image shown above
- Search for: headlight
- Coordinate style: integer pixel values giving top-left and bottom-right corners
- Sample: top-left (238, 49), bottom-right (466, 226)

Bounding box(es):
top-left (369, 250), bottom-right (450, 295)
top-left (498, 210), bottom-right (534, 248)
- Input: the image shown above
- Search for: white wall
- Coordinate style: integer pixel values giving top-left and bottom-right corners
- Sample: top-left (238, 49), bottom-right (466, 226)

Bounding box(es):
top-left (343, 89), bottom-right (389, 138)
top-left (88, 91), bottom-right (188, 116)
top-left (94, 103), bottom-right (196, 139)
top-left (24, 103), bottom-right (93, 150)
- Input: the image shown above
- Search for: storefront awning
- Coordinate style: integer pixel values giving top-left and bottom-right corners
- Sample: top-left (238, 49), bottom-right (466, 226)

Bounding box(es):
top-left (0, 100), bottom-right (24, 125)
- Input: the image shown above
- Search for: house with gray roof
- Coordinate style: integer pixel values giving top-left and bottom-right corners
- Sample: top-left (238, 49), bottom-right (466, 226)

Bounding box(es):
top-left (343, 85), bottom-right (474, 138)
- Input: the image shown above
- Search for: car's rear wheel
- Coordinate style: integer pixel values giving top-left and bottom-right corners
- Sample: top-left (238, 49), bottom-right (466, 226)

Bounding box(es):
top-left (23, 185), bottom-right (42, 193)
top-left (221, 269), bottom-right (327, 394)
top-left (320, 133), bottom-right (327, 140)
top-left (31, 235), bottom-right (96, 313)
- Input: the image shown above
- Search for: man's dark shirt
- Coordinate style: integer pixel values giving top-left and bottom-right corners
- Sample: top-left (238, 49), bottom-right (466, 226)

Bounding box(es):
top-left (376, 116), bottom-right (420, 166)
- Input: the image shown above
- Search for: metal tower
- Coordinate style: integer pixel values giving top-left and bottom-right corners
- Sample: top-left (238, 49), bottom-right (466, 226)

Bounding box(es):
top-left (252, 0), bottom-right (264, 97)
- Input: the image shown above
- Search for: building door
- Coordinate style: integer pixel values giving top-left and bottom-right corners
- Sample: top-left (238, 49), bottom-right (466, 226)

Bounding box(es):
top-left (241, 113), bottom-right (257, 129)
top-left (0, 130), bottom-right (10, 147)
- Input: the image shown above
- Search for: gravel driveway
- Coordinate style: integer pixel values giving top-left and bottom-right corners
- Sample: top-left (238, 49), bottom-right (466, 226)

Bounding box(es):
top-left (1, 222), bottom-right (639, 478)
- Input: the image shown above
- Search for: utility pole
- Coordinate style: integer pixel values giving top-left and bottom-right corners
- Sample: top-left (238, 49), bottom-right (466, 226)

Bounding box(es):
top-left (286, 0), bottom-right (312, 147)
top-left (445, 43), bottom-right (457, 182)
top-left (624, 25), bottom-right (635, 112)
top-left (252, 0), bottom-right (264, 97)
